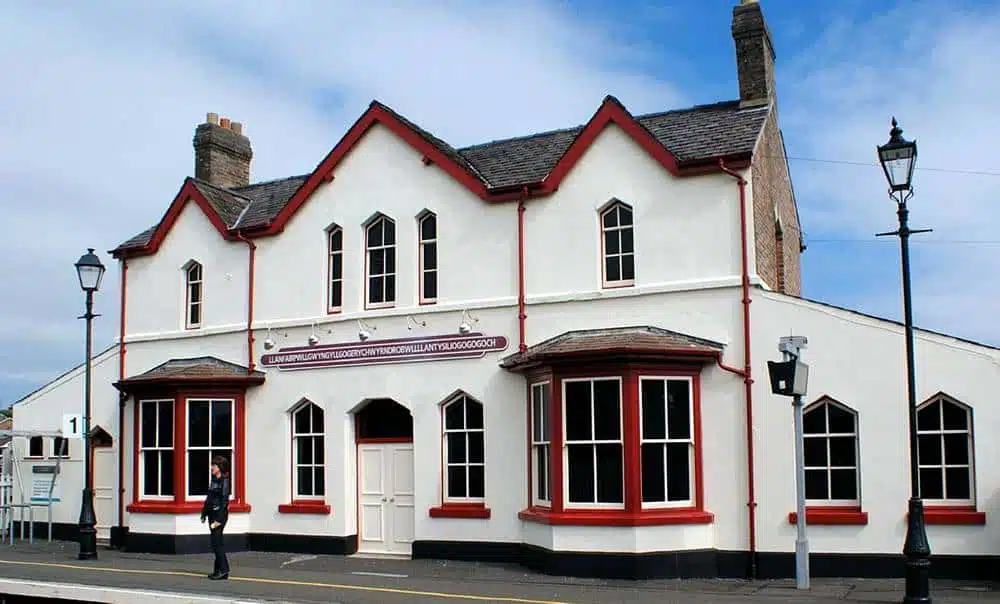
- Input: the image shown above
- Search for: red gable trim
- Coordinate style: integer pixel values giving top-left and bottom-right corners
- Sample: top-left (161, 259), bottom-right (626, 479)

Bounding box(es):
top-left (260, 103), bottom-right (490, 235)
top-left (111, 178), bottom-right (235, 259)
top-left (540, 96), bottom-right (681, 191)
top-left (113, 98), bottom-right (754, 256)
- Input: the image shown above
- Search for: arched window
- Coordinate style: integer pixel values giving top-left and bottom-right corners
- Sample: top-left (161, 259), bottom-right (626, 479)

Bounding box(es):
top-left (364, 214), bottom-right (396, 308)
top-left (916, 394), bottom-right (974, 504)
top-left (442, 394), bottom-right (485, 502)
top-left (802, 398), bottom-right (860, 505)
top-left (327, 225), bottom-right (343, 312)
top-left (291, 401), bottom-right (325, 499)
top-left (599, 200), bottom-right (635, 287)
top-left (184, 261), bottom-right (203, 329)
top-left (417, 211), bottom-right (437, 304)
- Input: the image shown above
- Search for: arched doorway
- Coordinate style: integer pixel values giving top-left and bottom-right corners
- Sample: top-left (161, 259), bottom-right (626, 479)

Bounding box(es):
top-left (354, 399), bottom-right (414, 556)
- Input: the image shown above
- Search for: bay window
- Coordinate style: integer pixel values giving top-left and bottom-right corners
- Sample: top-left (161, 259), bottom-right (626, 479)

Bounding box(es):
top-left (639, 377), bottom-right (694, 507)
top-left (563, 378), bottom-right (623, 507)
top-left (515, 364), bottom-right (712, 527)
top-left (531, 382), bottom-right (552, 506)
top-left (127, 392), bottom-right (251, 515)
top-left (139, 399), bottom-right (174, 498)
top-left (186, 399), bottom-right (233, 498)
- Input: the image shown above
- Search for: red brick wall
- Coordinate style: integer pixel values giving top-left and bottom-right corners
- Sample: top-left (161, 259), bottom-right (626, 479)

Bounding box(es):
top-left (750, 107), bottom-right (802, 296)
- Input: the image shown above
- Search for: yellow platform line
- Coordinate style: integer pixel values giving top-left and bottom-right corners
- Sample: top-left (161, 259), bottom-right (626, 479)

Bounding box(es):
top-left (0, 558), bottom-right (573, 603)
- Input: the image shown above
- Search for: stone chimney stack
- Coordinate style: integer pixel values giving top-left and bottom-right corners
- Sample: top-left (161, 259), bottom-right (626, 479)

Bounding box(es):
top-left (193, 112), bottom-right (252, 188)
top-left (732, 0), bottom-right (776, 107)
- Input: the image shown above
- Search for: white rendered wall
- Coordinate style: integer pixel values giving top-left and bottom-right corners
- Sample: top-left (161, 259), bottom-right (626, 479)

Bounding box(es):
top-left (10, 346), bottom-right (121, 526)
top-left (124, 201), bottom-right (248, 338)
top-left (752, 291), bottom-right (1000, 556)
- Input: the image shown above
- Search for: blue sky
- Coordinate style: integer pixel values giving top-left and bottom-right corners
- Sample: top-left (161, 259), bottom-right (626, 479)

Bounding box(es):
top-left (2, 0), bottom-right (998, 405)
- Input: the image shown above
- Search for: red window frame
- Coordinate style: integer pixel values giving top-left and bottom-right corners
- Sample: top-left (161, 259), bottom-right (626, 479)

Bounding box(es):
top-left (518, 361), bottom-right (713, 527)
top-left (127, 388), bottom-right (251, 515)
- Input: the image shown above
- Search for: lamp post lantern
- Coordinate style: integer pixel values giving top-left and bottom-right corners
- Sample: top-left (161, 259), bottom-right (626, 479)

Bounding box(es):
top-left (875, 118), bottom-right (933, 603)
top-left (74, 247), bottom-right (105, 561)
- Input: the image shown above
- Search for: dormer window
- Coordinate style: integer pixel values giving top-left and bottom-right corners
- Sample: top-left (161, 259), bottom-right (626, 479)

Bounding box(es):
top-left (184, 261), bottom-right (203, 329)
top-left (599, 201), bottom-right (635, 288)
top-left (364, 214), bottom-right (396, 309)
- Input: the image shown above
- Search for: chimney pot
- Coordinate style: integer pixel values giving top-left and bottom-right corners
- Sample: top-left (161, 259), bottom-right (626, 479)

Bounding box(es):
top-left (193, 113), bottom-right (252, 188)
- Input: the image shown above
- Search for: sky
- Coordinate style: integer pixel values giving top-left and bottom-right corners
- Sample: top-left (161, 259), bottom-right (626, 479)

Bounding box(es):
top-left (2, 0), bottom-right (998, 405)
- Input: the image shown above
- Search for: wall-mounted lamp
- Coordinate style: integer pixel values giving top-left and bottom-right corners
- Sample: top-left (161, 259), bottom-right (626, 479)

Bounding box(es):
top-left (357, 320), bottom-right (377, 341)
top-left (406, 315), bottom-right (427, 330)
top-left (458, 309), bottom-right (480, 335)
top-left (308, 322), bottom-right (332, 346)
top-left (263, 325), bottom-right (288, 350)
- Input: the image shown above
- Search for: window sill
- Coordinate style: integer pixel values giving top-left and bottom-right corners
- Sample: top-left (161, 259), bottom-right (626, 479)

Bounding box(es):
top-left (518, 506), bottom-right (714, 527)
top-left (127, 501), bottom-right (252, 514)
top-left (278, 501), bottom-right (331, 515)
top-left (429, 503), bottom-right (491, 519)
top-left (917, 507), bottom-right (987, 525)
top-left (601, 281), bottom-right (634, 290)
top-left (788, 507), bottom-right (869, 526)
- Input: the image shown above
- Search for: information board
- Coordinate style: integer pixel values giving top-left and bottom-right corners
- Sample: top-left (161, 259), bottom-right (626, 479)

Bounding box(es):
top-left (30, 465), bottom-right (60, 503)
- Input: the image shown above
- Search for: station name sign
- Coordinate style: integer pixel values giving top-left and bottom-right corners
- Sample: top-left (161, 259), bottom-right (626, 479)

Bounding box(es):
top-left (260, 332), bottom-right (509, 371)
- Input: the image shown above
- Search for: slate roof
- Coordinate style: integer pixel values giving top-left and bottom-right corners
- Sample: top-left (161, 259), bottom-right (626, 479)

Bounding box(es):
top-left (499, 325), bottom-right (725, 369)
top-left (114, 98), bottom-right (770, 252)
top-left (117, 356), bottom-right (265, 384)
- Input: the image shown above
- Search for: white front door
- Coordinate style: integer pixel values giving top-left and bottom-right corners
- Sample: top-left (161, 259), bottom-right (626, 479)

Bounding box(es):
top-left (93, 448), bottom-right (115, 542)
top-left (357, 443), bottom-right (414, 555)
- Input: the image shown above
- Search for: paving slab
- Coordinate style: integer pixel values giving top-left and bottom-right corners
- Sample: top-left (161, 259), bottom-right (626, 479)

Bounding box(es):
top-left (0, 542), bottom-right (994, 603)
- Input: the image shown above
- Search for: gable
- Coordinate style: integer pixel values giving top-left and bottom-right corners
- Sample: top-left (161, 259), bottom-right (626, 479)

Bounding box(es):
top-left (112, 96), bottom-right (768, 259)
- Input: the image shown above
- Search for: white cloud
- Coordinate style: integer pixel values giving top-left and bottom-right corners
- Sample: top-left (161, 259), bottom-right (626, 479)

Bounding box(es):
top-left (2, 0), bottom-right (997, 404)
top-left (0, 0), bottom-right (682, 402)
top-left (780, 2), bottom-right (1000, 345)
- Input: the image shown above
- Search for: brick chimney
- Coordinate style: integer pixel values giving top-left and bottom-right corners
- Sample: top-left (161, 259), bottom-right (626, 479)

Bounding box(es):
top-left (732, 0), bottom-right (776, 108)
top-left (193, 112), bottom-right (252, 188)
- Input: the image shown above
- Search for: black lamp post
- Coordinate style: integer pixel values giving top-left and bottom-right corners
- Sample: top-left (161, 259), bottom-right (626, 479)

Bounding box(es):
top-left (74, 248), bottom-right (105, 561)
top-left (876, 118), bottom-right (932, 603)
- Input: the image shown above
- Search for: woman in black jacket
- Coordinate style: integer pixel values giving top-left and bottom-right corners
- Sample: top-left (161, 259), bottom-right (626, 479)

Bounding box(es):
top-left (201, 455), bottom-right (231, 580)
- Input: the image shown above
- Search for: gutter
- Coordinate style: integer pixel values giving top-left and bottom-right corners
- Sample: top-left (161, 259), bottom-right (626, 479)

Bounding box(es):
top-left (717, 158), bottom-right (758, 579)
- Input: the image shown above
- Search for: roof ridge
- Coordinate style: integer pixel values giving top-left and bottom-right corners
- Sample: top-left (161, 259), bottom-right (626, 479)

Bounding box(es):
top-left (231, 173), bottom-right (311, 192)
top-left (458, 124), bottom-right (584, 152)
top-left (190, 177), bottom-right (252, 203)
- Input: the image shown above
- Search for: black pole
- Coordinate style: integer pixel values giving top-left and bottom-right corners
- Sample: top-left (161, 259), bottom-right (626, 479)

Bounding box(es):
top-left (879, 194), bottom-right (932, 603)
top-left (78, 289), bottom-right (98, 560)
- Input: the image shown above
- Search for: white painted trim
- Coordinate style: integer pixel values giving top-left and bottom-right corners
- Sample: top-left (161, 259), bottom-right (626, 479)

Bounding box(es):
top-left (637, 375), bottom-right (695, 510)
top-left (561, 376), bottom-right (625, 510)
top-left (441, 395), bottom-right (486, 504)
top-left (184, 397), bottom-right (237, 501)
top-left (137, 398), bottom-right (175, 501)
top-left (530, 381), bottom-right (552, 507)
top-left (122, 277), bottom-right (755, 343)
